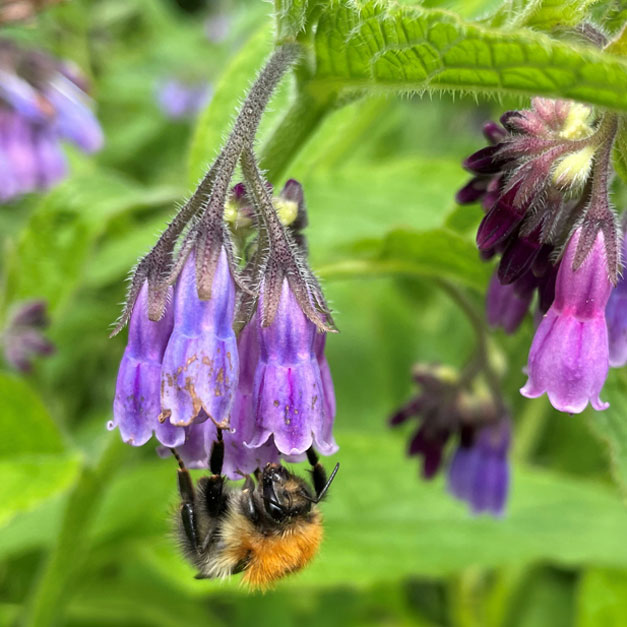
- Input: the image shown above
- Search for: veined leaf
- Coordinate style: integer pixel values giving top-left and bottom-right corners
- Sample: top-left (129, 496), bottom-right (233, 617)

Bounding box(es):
top-left (311, 2), bottom-right (627, 111)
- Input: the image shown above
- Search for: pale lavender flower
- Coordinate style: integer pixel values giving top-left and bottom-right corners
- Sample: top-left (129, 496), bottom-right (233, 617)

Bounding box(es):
top-left (109, 282), bottom-right (184, 447)
top-left (157, 79), bottom-right (211, 119)
top-left (160, 248), bottom-right (239, 428)
top-left (245, 278), bottom-right (338, 456)
top-left (521, 228), bottom-right (612, 413)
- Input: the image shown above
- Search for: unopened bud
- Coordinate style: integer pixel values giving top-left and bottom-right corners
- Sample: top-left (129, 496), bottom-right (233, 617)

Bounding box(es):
top-left (552, 145), bottom-right (595, 189)
top-left (559, 103), bottom-right (593, 140)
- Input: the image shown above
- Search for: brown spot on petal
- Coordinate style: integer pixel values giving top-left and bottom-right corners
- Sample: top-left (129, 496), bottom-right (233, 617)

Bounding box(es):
top-left (158, 409), bottom-right (171, 424)
top-left (273, 400), bottom-right (279, 407)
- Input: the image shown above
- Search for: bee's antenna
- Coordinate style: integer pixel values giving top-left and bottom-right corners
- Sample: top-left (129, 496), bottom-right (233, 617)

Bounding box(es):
top-left (169, 447), bottom-right (186, 471)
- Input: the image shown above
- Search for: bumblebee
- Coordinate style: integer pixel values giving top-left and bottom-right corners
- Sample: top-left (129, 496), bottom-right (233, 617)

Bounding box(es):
top-left (171, 430), bottom-right (339, 589)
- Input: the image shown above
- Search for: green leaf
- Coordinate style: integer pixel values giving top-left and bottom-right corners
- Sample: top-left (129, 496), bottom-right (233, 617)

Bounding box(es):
top-left (586, 368), bottom-right (627, 498)
top-left (3, 170), bottom-right (179, 313)
top-left (187, 24), bottom-right (273, 186)
top-left (0, 373), bottom-right (65, 457)
top-left (0, 373), bottom-right (81, 527)
top-left (311, 2), bottom-right (627, 111)
top-left (318, 227), bottom-right (490, 293)
top-left (612, 117), bottom-right (627, 185)
top-left (577, 568), bottom-right (627, 627)
top-left (0, 455), bottom-right (81, 527)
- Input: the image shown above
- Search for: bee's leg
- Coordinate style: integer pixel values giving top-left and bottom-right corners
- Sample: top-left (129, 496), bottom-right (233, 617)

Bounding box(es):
top-left (201, 427), bottom-right (228, 519)
top-left (306, 447), bottom-right (328, 499)
top-left (306, 446), bottom-right (340, 502)
top-left (170, 448), bottom-right (200, 553)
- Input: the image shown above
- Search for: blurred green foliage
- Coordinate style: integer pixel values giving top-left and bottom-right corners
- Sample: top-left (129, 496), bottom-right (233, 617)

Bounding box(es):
top-left (1, 0), bottom-right (627, 626)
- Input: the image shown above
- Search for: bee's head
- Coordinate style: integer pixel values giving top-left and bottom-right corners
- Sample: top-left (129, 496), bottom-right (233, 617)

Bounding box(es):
top-left (260, 463), bottom-right (314, 522)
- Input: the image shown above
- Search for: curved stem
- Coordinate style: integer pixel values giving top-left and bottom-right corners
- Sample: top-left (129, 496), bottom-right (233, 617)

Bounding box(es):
top-left (434, 278), bottom-right (504, 410)
top-left (21, 436), bottom-right (127, 627)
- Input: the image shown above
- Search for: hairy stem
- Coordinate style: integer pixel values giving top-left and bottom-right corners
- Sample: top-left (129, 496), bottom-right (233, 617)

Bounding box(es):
top-left (21, 437), bottom-right (127, 627)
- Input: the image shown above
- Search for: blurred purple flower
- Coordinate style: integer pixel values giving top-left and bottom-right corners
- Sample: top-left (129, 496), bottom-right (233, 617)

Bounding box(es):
top-left (0, 38), bottom-right (103, 202)
top-left (448, 418), bottom-right (510, 516)
top-left (2, 299), bottom-right (54, 372)
top-left (156, 79), bottom-right (211, 119)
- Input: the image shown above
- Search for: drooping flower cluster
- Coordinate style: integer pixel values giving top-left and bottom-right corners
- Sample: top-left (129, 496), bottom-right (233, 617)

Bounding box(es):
top-left (109, 44), bottom-right (337, 478)
top-left (1, 300), bottom-right (54, 372)
top-left (459, 98), bottom-right (623, 413)
top-left (390, 364), bottom-right (510, 516)
top-left (0, 38), bottom-right (103, 202)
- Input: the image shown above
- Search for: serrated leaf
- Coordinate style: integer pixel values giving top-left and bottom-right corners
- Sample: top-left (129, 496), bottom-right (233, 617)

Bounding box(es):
top-left (586, 368), bottom-right (627, 498)
top-left (490, 0), bottom-right (600, 31)
top-left (312, 2), bottom-right (627, 111)
top-left (274, 0), bottom-right (310, 41)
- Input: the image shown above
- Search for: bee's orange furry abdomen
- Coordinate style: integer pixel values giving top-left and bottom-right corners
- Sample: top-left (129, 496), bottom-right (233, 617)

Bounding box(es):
top-left (222, 511), bottom-right (323, 590)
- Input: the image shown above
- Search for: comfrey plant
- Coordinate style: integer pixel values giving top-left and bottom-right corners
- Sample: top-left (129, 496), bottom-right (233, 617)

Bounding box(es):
top-left (109, 45), bottom-right (338, 478)
top-left (459, 98), bottom-right (623, 414)
top-left (0, 38), bottom-right (102, 201)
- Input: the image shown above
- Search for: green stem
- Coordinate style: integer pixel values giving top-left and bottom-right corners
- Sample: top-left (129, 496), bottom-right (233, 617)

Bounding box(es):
top-left (21, 436), bottom-right (127, 627)
top-left (259, 88), bottom-right (336, 184)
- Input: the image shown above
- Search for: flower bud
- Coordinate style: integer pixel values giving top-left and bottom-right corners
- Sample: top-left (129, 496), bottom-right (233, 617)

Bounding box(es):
top-left (552, 145), bottom-right (595, 189)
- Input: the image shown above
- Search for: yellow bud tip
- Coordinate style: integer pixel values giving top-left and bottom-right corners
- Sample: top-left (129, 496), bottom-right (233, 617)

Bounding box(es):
top-left (273, 197), bottom-right (298, 226)
top-left (559, 103), bottom-right (594, 140)
top-left (552, 145), bottom-right (595, 189)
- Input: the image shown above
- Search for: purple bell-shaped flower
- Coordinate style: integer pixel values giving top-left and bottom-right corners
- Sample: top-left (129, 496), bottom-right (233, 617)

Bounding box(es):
top-left (109, 282), bottom-right (184, 447)
top-left (245, 278), bottom-right (338, 456)
top-left (521, 228), bottom-right (612, 413)
top-left (160, 248), bottom-right (239, 428)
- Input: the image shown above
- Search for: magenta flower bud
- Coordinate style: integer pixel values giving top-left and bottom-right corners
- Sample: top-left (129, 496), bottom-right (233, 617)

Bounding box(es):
top-left (606, 236), bottom-right (627, 367)
top-left (109, 282), bottom-right (183, 447)
top-left (521, 229), bottom-right (612, 413)
top-left (476, 186), bottom-right (527, 251)
top-left (482, 121), bottom-right (506, 145)
top-left (463, 145), bottom-right (503, 175)
top-left (447, 419), bottom-right (510, 516)
top-left (455, 177), bottom-right (488, 205)
top-left (245, 279), bottom-right (338, 456)
top-left (498, 225), bottom-right (542, 285)
top-left (486, 272), bottom-right (532, 334)
top-left (160, 248), bottom-right (239, 427)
